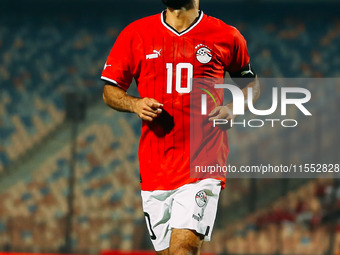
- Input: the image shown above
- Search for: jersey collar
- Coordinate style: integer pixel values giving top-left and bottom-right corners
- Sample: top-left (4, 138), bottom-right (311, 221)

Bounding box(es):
top-left (161, 10), bottom-right (204, 37)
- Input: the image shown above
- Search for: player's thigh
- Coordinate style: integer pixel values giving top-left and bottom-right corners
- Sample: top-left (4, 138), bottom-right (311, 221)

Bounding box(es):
top-left (141, 190), bottom-right (173, 252)
top-left (170, 178), bottom-right (222, 240)
top-left (169, 229), bottom-right (204, 255)
top-left (156, 248), bottom-right (169, 255)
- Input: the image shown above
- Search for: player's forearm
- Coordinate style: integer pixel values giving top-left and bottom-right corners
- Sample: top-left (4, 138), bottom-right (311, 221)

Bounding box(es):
top-left (241, 76), bottom-right (260, 112)
top-left (103, 84), bottom-right (163, 122)
top-left (226, 77), bottom-right (260, 115)
top-left (103, 84), bottom-right (138, 113)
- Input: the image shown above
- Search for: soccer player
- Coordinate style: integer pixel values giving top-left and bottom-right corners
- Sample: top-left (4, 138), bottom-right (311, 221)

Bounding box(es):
top-left (102, 0), bottom-right (260, 254)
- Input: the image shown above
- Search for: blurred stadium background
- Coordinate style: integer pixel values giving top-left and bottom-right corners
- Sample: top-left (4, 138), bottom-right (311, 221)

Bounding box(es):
top-left (0, 0), bottom-right (340, 254)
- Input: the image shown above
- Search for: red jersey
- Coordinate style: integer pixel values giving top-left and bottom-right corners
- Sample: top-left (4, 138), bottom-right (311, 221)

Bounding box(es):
top-left (101, 11), bottom-right (250, 191)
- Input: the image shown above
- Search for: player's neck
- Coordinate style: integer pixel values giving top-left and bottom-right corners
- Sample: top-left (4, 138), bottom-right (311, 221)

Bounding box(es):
top-left (165, 7), bottom-right (200, 33)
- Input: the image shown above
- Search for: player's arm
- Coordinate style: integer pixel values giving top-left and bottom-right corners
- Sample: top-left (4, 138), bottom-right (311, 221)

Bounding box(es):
top-left (103, 83), bottom-right (163, 122)
top-left (208, 64), bottom-right (260, 128)
top-left (225, 63), bottom-right (260, 116)
top-left (210, 75), bottom-right (260, 117)
top-left (101, 25), bottom-right (163, 122)
top-left (209, 26), bottom-right (260, 129)
top-left (239, 76), bottom-right (260, 113)
top-left (208, 78), bottom-right (260, 124)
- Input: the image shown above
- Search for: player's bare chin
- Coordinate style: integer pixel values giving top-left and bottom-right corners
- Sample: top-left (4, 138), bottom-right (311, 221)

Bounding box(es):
top-left (157, 229), bottom-right (204, 255)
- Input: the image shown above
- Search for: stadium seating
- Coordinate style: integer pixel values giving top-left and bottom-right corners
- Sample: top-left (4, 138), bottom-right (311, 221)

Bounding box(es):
top-left (212, 178), bottom-right (340, 255)
top-left (0, 16), bottom-right (119, 174)
top-left (0, 108), bottom-right (144, 252)
top-left (0, 4), bottom-right (339, 254)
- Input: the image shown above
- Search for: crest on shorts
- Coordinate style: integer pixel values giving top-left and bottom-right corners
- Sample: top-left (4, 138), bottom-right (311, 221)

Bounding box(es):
top-left (195, 190), bottom-right (207, 207)
top-left (195, 44), bottom-right (213, 64)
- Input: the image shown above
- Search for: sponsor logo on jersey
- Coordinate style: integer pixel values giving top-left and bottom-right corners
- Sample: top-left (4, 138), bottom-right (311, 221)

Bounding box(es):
top-left (146, 49), bottom-right (162, 60)
top-left (195, 44), bottom-right (212, 64)
top-left (195, 190), bottom-right (207, 207)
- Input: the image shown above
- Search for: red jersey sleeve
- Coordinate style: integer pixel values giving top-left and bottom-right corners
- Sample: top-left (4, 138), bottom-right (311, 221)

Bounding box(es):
top-left (228, 28), bottom-right (250, 73)
top-left (101, 25), bottom-right (139, 91)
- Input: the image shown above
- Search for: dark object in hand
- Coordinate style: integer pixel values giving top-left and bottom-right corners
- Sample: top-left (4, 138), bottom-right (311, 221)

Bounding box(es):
top-left (147, 109), bottom-right (174, 137)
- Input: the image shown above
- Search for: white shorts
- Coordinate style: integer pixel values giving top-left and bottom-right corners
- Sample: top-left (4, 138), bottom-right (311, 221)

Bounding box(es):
top-left (141, 178), bottom-right (222, 251)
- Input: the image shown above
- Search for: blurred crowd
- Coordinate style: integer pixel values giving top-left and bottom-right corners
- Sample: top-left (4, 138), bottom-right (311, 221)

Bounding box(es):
top-left (208, 179), bottom-right (340, 255)
top-left (0, 5), bottom-right (339, 254)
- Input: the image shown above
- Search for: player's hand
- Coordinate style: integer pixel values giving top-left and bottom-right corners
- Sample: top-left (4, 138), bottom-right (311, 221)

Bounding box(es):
top-left (133, 97), bottom-right (163, 122)
top-left (208, 104), bottom-right (236, 130)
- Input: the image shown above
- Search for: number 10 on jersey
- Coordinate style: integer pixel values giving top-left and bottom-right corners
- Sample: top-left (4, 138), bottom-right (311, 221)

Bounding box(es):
top-left (166, 63), bottom-right (193, 94)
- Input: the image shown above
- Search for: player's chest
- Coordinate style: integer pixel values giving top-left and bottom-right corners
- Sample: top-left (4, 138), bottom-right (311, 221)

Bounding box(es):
top-left (139, 37), bottom-right (229, 76)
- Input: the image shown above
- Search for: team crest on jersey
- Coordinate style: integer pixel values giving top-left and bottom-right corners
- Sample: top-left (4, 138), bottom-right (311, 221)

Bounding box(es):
top-left (195, 190), bottom-right (207, 207)
top-left (195, 44), bottom-right (213, 64)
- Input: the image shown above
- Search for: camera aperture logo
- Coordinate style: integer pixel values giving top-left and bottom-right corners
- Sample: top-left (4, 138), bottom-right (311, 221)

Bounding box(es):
top-left (201, 84), bottom-right (312, 128)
